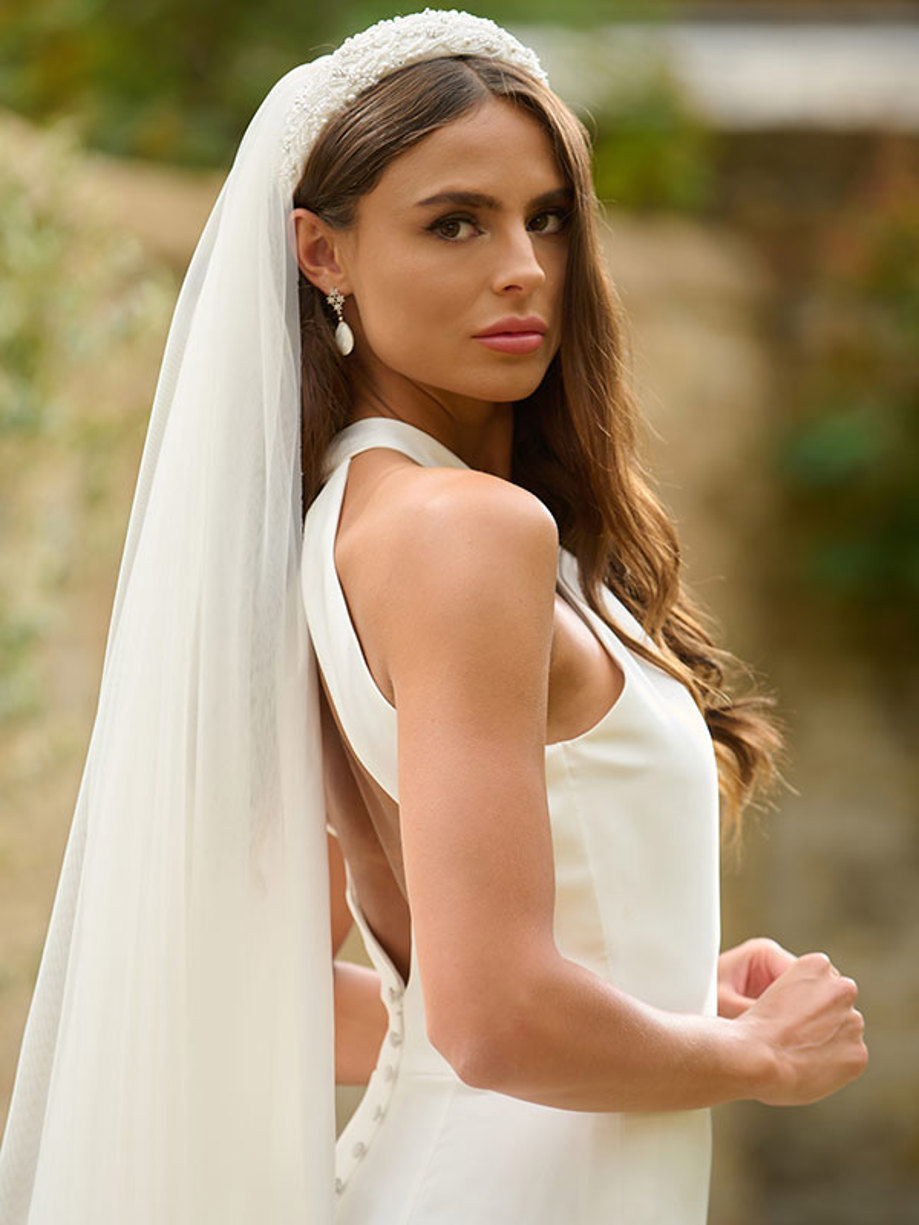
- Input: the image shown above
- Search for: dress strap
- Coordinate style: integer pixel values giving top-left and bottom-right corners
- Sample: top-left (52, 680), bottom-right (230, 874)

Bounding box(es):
top-left (302, 419), bottom-right (469, 803)
top-left (320, 417), bottom-right (471, 483)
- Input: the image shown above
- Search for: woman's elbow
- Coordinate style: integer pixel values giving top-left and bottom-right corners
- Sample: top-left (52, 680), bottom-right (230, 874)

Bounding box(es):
top-left (426, 987), bottom-right (528, 1090)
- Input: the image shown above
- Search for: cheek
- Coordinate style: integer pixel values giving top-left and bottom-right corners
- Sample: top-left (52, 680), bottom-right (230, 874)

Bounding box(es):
top-left (355, 250), bottom-right (472, 364)
top-left (544, 245), bottom-right (568, 298)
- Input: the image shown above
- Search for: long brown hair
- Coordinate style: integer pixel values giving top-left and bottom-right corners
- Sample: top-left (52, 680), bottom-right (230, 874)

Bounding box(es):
top-left (291, 54), bottom-right (791, 851)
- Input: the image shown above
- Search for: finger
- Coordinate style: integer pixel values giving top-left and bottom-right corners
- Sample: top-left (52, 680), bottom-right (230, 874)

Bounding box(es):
top-left (802, 950), bottom-right (834, 972)
top-left (761, 942), bottom-right (798, 973)
top-left (762, 936), bottom-right (798, 961)
top-left (718, 987), bottom-right (754, 1019)
top-left (747, 941), bottom-right (798, 996)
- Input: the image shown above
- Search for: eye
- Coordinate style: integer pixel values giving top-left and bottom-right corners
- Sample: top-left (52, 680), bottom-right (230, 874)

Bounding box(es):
top-left (528, 209), bottom-right (570, 234)
top-left (426, 208), bottom-right (571, 242)
top-left (428, 214), bottom-right (481, 241)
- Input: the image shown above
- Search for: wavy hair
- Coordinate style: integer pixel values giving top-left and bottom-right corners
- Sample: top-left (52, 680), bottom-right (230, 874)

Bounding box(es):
top-left (291, 54), bottom-right (791, 851)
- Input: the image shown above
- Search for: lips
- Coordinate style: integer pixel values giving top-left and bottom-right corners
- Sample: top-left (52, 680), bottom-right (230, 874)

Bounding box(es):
top-left (473, 315), bottom-right (547, 337)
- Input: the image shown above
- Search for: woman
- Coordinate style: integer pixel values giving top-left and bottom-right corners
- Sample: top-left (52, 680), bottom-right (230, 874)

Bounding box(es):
top-left (0, 10), bottom-right (866, 1225)
top-left (292, 19), bottom-right (867, 1223)
top-left (292, 16), bottom-right (868, 1223)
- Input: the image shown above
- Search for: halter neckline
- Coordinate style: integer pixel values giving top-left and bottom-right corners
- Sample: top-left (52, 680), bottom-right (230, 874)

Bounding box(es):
top-left (323, 417), bottom-right (474, 480)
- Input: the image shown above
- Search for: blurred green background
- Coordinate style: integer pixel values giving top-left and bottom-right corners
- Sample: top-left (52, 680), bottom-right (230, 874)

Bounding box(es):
top-left (1, 2), bottom-right (917, 1221)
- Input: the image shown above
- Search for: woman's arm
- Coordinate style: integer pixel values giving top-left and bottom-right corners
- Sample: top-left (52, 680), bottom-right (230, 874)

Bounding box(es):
top-left (450, 943), bottom-right (864, 1111)
top-left (375, 468), bottom-right (866, 1114)
top-left (327, 828), bottom-right (388, 1084)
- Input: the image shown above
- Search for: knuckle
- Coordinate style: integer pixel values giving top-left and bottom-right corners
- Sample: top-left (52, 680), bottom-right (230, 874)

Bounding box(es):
top-left (805, 951), bottom-right (832, 970)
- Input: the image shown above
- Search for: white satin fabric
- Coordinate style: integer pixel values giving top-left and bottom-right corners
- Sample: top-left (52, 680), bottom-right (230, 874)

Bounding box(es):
top-left (302, 416), bottom-right (723, 1224)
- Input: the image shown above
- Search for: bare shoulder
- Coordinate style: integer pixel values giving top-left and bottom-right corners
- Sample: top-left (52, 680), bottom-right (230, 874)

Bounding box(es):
top-left (377, 464), bottom-right (559, 601)
top-left (371, 461), bottom-right (561, 759)
top-left (369, 465), bottom-right (559, 687)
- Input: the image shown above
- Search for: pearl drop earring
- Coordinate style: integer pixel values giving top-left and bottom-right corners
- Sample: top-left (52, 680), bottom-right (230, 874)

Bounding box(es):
top-left (326, 288), bottom-right (354, 356)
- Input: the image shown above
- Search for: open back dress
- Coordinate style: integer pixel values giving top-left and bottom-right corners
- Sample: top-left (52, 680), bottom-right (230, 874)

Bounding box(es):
top-left (301, 416), bottom-right (722, 1224)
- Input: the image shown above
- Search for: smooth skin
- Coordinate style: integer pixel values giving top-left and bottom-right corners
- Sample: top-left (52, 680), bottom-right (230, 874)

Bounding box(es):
top-left (292, 96), bottom-right (867, 1109)
top-left (327, 827), bottom-right (389, 1085)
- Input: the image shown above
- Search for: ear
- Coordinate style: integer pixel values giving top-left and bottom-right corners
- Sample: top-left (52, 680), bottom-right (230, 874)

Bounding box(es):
top-left (290, 208), bottom-right (352, 294)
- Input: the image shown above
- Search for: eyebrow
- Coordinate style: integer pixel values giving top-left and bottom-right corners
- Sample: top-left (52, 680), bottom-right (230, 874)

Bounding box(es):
top-left (413, 186), bottom-right (574, 211)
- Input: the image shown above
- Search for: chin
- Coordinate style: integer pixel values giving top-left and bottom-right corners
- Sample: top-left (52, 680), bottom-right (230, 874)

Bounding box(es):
top-left (478, 372), bottom-right (550, 402)
top-left (448, 361), bottom-right (551, 402)
top-left (384, 350), bottom-right (552, 404)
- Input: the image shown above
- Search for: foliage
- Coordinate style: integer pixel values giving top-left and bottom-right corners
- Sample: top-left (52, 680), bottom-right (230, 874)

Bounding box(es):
top-left (590, 58), bottom-right (717, 214)
top-left (0, 114), bottom-right (176, 729)
top-left (772, 136), bottom-right (919, 648)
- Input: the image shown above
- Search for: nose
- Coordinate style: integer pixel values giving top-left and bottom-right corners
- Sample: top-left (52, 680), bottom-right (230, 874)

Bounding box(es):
top-left (491, 222), bottom-right (547, 295)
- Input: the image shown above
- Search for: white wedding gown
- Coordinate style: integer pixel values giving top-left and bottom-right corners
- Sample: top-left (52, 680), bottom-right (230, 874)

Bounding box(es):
top-left (302, 416), bottom-right (722, 1224)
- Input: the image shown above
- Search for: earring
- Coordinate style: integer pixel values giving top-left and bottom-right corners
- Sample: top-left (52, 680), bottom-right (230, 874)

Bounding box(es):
top-left (326, 288), bottom-right (354, 356)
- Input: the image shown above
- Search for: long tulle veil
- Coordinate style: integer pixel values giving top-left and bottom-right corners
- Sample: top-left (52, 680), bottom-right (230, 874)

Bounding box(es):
top-left (0, 10), bottom-right (548, 1222)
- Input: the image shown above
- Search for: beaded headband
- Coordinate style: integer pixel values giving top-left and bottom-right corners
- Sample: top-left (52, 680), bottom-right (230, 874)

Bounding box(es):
top-left (279, 7), bottom-right (550, 191)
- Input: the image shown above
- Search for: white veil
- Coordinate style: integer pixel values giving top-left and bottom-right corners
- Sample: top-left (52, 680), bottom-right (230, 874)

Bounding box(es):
top-left (0, 10), bottom-right (548, 1223)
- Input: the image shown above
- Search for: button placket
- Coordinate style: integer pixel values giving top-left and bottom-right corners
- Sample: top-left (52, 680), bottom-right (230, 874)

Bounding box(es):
top-left (333, 978), bottom-right (405, 1197)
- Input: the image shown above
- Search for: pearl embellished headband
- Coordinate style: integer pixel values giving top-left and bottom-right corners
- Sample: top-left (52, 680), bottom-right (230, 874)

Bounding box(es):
top-left (279, 7), bottom-right (551, 190)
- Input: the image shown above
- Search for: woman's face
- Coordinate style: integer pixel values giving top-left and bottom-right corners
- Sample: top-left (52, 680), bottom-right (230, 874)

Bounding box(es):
top-left (297, 95), bottom-right (572, 414)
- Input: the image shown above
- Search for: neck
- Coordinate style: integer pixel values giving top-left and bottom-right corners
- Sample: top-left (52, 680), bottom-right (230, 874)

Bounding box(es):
top-left (347, 363), bottom-right (515, 480)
